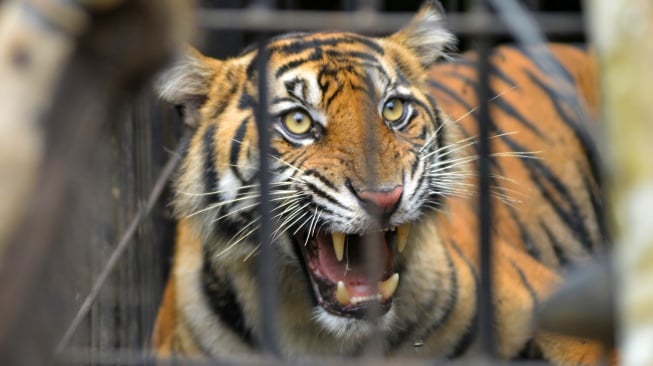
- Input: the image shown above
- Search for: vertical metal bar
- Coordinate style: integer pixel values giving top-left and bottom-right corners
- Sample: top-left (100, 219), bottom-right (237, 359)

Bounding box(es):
top-left (254, 36), bottom-right (281, 356)
top-left (473, 0), bottom-right (496, 358)
top-left (251, 0), bottom-right (279, 356)
top-left (358, 0), bottom-right (381, 355)
top-left (361, 70), bottom-right (382, 356)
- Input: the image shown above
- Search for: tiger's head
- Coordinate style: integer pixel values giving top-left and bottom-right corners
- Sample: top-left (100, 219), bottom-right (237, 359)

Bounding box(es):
top-left (158, 0), bottom-right (460, 342)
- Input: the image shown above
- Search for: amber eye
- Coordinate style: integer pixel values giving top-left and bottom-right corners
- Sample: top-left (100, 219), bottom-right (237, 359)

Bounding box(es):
top-left (282, 110), bottom-right (313, 135)
top-left (382, 98), bottom-right (406, 123)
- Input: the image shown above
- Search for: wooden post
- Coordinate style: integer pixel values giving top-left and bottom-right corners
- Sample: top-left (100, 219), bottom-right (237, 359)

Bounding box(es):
top-left (588, 1), bottom-right (653, 365)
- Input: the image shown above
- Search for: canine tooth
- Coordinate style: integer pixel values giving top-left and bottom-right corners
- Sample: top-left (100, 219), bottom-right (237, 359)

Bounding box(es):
top-left (332, 233), bottom-right (345, 261)
top-left (336, 281), bottom-right (350, 305)
top-left (378, 273), bottom-right (400, 300)
top-left (397, 224), bottom-right (410, 253)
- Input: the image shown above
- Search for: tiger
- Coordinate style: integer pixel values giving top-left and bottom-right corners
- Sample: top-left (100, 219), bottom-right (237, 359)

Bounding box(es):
top-left (152, 1), bottom-right (606, 364)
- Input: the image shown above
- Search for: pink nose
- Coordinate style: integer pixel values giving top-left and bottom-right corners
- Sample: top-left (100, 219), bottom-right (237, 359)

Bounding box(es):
top-left (357, 186), bottom-right (403, 217)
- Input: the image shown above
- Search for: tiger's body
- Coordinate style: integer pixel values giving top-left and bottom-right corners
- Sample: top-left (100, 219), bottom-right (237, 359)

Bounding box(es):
top-left (153, 2), bottom-right (605, 364)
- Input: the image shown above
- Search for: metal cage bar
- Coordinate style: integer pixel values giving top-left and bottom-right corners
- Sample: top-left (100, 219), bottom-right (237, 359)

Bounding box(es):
top-left (473, 0), bottom-right (496, 356)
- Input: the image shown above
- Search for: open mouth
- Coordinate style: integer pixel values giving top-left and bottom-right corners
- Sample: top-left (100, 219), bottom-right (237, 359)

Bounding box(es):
top-left (296, 224), bottom-right (410, 318)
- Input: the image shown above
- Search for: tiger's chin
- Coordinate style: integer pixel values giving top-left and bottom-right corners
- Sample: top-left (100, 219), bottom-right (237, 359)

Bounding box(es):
top-left (293, 224), bottom-right (411, 321)
top-left (312, 305), bottom-right (397, 341)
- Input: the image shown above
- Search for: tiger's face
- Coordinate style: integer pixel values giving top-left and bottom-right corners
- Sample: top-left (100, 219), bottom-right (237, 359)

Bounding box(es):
top-left (158, 0), bottom-right (457, 337)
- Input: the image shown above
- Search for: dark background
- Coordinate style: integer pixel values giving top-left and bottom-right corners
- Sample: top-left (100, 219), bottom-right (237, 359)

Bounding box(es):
top-left (197, 0), bottom-right (584, 58)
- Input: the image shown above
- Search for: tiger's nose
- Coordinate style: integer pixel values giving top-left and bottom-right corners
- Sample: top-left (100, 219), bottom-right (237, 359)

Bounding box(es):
top-left (356, 186), bottom-right (403, 218)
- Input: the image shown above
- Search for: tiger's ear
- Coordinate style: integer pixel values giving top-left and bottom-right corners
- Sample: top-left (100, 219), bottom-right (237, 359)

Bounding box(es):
top-left (155, 46), bottom-right (221, 128)
top-left (389, 0), bottom-right (455, 67)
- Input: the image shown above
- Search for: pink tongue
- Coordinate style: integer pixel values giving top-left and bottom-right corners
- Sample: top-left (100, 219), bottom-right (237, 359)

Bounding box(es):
top-left (315, 233), bottom-right (389, 290)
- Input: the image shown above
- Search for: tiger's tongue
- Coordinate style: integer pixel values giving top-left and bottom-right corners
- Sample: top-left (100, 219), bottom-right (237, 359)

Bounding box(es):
top-left (315, 232), bottom-right (391, 297)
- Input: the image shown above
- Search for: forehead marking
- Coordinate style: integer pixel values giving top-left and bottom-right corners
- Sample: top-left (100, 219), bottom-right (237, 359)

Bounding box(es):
top-left (282, 72), bottom-right (322, 107)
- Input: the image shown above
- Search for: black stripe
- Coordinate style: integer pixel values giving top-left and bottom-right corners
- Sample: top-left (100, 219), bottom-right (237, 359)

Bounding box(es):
top-left (494, 127), bottom-right (595, 253)
top-left (392, 58), bottom-right (410, 85)
top-left (409, 157), bottom-right (419, 179)
top-left (524, 69), bottom-right (602, 193)
top-left (325, 83), bottom-right (344, 109)
top-left (202, 125), bottom-right (220, 204)
top-left (527, 157), bottom-right (595, 253)
top-left (325, 49), bottom-right (379, 63)
top-left (445, 239), bottom-right (479, 358)
top-left (272, 34), bottom-right (384, 56)
top-left (275, 48), bottom-right (323, 78)
top-left (426, 79), bottom-right (503, 175)
top-left (491, 94), bottom-right (548, 140)
top-left (210, 71), bottom-right (240, 119)
top-left (283, 77), bottom-right (306, 100)
top-left (202, 251), bottom-right (255, 347)
top-left (447, 314), bottom-right (477, 358)
top-left (505, 204), bottom-right (541, 261)
top-left (237, 89), bottom-right (258, 111)
top-left (540, 221), bottom-right (570, 267)
top-left (229, 117), bottom-right (251, 183)
top-left (399, 109), bottom-right (419, 131)
top-left (409, 97), bottom-right (437, 125)
top-left (451, 55), bottom-right (517, 87)
top-left (294, 195), bottom-right (343, 223)
top-left (416, 125), bottom-right (428, 141)
top-left (442, 71), bottom-right (548, 140)
top-left (409, 167), bottom-right (427, 202)
top-left (304, 182), bottom-right (349, 211)
top-left (304, 169), bottom-right (337, 191)
top-left (272, 150), bottom-right (306, 174)
top-left (425, 94), bottom-right (440, 129)
top-left (509, 259), bottom-right (539, 305)
top-left (514, 338), bottom-right (543, 360)
top-left (578, 160), bottom-right (607, 244)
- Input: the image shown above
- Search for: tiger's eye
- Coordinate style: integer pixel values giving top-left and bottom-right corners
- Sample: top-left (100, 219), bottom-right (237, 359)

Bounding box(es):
top-left (282, 110), bottom-right (313, 135)
top-left (382, 98), bottom-right (405, 123)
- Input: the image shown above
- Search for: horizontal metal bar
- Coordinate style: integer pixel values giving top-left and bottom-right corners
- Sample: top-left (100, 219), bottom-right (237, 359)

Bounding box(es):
top-left (195, 9), bottom-right (585, 35)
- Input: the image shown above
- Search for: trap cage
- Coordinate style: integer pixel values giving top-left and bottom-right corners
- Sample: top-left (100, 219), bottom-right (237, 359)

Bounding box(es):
top-left (0, 0), bottom-right (628, 365)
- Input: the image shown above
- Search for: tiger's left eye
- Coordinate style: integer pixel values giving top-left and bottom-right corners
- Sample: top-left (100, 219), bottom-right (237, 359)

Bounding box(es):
top-left (382, 98), bottom-right (406, 123)
top-left (282, 110), bottom-right (313, 135)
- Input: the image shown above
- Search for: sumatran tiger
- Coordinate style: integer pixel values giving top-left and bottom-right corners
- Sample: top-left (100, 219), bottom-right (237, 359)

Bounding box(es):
top-left (152, 1), bottom-right (606, 364)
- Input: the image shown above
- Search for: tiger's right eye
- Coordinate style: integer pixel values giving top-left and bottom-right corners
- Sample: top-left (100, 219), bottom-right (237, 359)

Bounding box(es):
top-left (282, 110), bottom-right (313, 136)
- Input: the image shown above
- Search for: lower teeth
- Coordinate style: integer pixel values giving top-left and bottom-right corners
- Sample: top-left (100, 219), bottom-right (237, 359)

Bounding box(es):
top-left (350, 294), bottom-right (382, 305)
